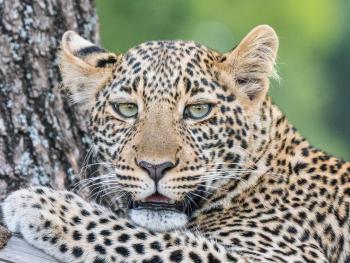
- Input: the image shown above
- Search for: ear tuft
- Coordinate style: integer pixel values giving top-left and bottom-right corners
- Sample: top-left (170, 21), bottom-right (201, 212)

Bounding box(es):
top-left (225, 25), bottom-right (279, 101)
top-left (59, 31), bottom-right (119, 108)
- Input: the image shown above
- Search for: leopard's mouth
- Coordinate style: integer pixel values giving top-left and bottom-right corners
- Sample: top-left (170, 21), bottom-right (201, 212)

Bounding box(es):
top-left (129, 193), bottom-right (186, 213)
top-left (127, 186), bottom-right (207, 231)
top-left (128, 185), bottom-right (207, 216)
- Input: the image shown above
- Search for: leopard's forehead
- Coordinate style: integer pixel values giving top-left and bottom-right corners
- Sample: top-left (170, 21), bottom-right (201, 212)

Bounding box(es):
top-left (109, 40), bottom-right (224, 101)
top-left (125, 40), bottom-right (220, 63)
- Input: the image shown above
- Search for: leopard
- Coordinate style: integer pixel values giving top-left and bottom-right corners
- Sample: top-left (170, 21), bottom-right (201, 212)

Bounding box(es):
top-left (2, 25), bottom-right (350, 263)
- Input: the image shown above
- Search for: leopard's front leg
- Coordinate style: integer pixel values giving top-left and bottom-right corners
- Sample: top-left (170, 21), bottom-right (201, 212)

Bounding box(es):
top-left (2, 187), bottom-right (247, 263)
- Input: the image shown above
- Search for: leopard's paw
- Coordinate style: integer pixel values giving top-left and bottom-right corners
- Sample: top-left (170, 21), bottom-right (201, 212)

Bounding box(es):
top-left (2, 188), bottom-right (44, 233)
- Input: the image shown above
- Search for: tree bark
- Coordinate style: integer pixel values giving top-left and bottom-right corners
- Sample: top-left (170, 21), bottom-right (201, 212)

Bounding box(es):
top-left (0, 0), bottom-right (98, 201)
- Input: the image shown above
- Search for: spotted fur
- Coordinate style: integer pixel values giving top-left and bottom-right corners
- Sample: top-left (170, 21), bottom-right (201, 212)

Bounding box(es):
top-left (2, 25), bottom-right (350, 263)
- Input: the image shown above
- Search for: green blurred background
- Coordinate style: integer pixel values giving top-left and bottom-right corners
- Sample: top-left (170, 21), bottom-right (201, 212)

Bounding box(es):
top-left (96, 0), bottom-right (350, 160)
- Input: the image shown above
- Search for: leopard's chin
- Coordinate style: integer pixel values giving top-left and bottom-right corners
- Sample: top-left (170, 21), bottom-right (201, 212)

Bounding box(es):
top-left (128, 208), bottom-right (188, 232)
top-left (127, 195), bottom-right (189, 231)
top-left (126, 187), bottom-right (207, 231)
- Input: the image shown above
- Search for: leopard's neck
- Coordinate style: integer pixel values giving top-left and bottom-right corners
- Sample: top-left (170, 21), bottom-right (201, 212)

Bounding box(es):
top-left (199, 96), bottom-right (324, 209)
top-left (248, 96), bottom-right (312, 175)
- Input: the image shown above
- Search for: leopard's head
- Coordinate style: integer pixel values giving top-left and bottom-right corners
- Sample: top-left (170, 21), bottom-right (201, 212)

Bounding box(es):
top-left (60, 25), bottom-right (278, 231)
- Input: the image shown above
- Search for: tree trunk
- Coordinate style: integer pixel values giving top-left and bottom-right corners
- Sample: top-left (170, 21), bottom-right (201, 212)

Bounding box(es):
top-left (0, 0), bottom-right (98, 201)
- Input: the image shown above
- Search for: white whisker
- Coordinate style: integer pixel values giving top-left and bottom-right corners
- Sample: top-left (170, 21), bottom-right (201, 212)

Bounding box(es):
top-left (190, 191), bottom-right (209, 202)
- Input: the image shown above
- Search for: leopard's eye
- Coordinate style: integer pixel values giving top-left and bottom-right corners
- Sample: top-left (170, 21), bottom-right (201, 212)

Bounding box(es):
top-left (184, 104), bottom-right (212, 120)
top-left (113, 103), bottom-right (138, 118)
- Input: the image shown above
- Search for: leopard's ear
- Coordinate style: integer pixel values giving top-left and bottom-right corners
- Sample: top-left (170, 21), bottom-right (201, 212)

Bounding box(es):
top-left (224, 25), bottom-right (279, 102)
top-left (59, 31), bottom-right (119, 108)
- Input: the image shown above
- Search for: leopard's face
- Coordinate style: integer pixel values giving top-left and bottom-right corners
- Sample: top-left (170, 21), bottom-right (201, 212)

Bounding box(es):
top-left (89, 42), bottom-right (252, 230)
top-left (60, 26), bottom-right (278, 231)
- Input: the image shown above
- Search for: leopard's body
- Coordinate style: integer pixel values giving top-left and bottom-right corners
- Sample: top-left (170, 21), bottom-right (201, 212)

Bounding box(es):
top-left (2, 25), bottom-right (350, 263)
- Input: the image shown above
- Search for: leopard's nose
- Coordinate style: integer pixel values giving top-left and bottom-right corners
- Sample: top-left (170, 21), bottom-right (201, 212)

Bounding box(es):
top-left (137, 160), bottom-right (176, 183)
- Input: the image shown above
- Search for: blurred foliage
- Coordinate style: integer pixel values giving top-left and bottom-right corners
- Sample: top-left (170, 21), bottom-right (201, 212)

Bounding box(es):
top-left (96, 0), bottom-right (350, 159)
